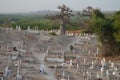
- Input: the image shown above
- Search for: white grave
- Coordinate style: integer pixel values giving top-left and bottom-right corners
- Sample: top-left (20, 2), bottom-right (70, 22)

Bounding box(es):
top-left (111, 62), bottom-right (115, 68)
top-left (67, 75), bottom-right (70, 80)
top-left (68, 59), bottom-right (73, 69)
top-left (77, 64), bottom-right (79, 70)
top-left (40, 64), bottom-right (45, 73)
top-left (27, 26), bottom-right (30, 31)
top-left (106, 70), bottom-right (109, 80)
top-left (100, 66), bottom-right (104, 77)
top-left (18, 25), bottom-right (21, 31)
top-left (96, 48), bottom-right (99, 54)
top-left (90, 61), bottom-right (94, 69)
top-left (4, 66), bottom-right (8, 76)
top-left (84, 58), bottom-right (86, 64)
top-left (62, 71), bottom-right (65, 79)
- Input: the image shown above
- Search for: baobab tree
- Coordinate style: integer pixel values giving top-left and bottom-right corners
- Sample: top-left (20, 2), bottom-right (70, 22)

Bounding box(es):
top-left (45, 5), bottom-right (73, 35)
top-left (57, 5), bottom-right (73, 35)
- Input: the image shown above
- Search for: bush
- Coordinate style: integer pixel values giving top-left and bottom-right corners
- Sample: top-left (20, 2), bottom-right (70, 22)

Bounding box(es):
top-left (49, 32), bottom-right (56, 36)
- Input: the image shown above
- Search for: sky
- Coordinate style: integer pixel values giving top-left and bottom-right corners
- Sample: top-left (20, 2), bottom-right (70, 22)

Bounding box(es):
top-left (0, 0), bottom-right (120, 13)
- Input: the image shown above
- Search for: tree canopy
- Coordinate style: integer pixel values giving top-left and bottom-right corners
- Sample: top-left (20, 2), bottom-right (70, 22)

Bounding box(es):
top-left (89, 9), bottom-right (120, 57)
top-left (112, 11), bottom-right (120, 43)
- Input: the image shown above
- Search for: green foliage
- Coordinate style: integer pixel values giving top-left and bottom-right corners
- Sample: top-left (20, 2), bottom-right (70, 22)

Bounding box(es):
top-left (49, 32), bottom-right (56, 36)
top-left (112, 11), bottom-right (120, 43)
top-left (91, 9), bottom-right (105, 19)
top-left (88, 9), bottom-right (120, 56)
top-left (11, 18), bottom-right (60, 30)
top-left (0, 12), bottom-right (112, 31)
top-left (66, 23), bottom-right (80, 30)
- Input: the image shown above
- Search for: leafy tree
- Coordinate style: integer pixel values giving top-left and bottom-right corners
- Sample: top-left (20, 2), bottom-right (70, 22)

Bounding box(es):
top-left (90, 9), bottom-right (116, 56)
top-left (113, 11), bottom-right (120, 43)
top-left (91, 9), bottom-right (104, 19)
top-left (89, 10), bottom-right (120, 56)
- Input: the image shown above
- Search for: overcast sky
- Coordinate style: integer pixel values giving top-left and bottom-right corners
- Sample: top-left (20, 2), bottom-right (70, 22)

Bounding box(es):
top-left (0, 0), bottom-right (120, 13)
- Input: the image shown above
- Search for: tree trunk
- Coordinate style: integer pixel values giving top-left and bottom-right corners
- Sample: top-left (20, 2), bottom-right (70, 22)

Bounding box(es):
top-left (59, 20), bottom-right (66, 35)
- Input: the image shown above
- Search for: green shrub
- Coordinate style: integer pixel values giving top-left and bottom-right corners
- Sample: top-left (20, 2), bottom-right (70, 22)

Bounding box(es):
top-left (49, 32), bottom-right (56, 36)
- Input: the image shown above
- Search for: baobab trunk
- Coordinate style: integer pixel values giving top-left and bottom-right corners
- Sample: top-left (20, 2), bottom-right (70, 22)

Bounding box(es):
top-left (59, 20), bottom-right (66, 35)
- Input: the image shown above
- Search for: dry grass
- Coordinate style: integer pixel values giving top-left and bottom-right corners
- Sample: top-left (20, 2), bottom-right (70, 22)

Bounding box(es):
top-left (97, 54), bottom-right (120, 62)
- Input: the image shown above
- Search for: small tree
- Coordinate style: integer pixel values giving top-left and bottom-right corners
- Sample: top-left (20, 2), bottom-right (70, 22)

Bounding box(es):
top-left (82, 6), bottom-right (93, 16)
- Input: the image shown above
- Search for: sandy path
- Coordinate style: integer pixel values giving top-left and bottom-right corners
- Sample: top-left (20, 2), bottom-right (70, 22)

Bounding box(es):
top-left (32, 51), bottom-right (57, 80)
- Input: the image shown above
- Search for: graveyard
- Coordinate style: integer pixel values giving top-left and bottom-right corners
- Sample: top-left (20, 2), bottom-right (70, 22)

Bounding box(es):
top-left (0, 0), bottom-right (120, 79)
top-left (0, 27), bottom-right (120, 80)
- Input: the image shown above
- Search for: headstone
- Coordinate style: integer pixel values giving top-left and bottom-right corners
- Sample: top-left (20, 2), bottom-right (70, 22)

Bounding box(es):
top-left (77, 64), bottom-right (79, 70)
top-left (86, 70), bottom-right (89, 75)
top-left (96, 73), bottom-right (100, 79)
top-left (113, 67), bottom-right (118, 75)
top-left (90, 61), bottom-right (94, 69)
top-left (101, 58), bottom-right (107, 68)
top-left (106, 70), bottom-right (109, 80)
top-left (84, 58), bottom-right (86, 64)
top-left (16, 25), bottom-right (18, 30)
top-left (112, 71), bottom-right (117, 75)
top-left (114, 67), bottom-right (118, 71)
top-left (111, 62), bottom-right (115, 68)
top-left (4, 66), bottom-right (8, 76)
top-left (70, 59), bottom-right (73, 66)
top-left (17, 60), bottom-right (21, 77)
top-left (27, 26), bottom-right (30, 31)
top-left (88, 50), bottom-right (91, 55)
top-left (96, 48), bottom-right (99, 54)
top-left (40, 64), bottom-right (45, 73)
top-left (62, 51), bottom-right (65, 58)
top-left (46, 49), bottom-right (49, 56)
top-left (86, 70), bottom-right (90, 80)
top-left (61, 63), bottom-right (64, 68)
top-left (108, 60), bottom-right (111, 64)
top-left (54, 65), bottom-right (57, 70)
top-left (62, 71), bottom-right (65, 79)
top-left (18, 25), bottom-right (21, 31)
top-left (68, 59), bottom-right (73, 69)
top-left (103, 58), bottom-right (105, 62)
top-left (17, 75), bottom-right (22, 80)
top-left (67, 75), bottom-right (70, 80)
top-left (100, 66), bottom-right (104, 77)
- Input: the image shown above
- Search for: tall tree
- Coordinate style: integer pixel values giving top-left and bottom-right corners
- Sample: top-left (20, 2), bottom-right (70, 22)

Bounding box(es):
top-left (90, 9), bottom-right (116, 56)
top-left (58, 5), bottom-right (73, 34)
top-left (45, 5), bottom-right (73, 34)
